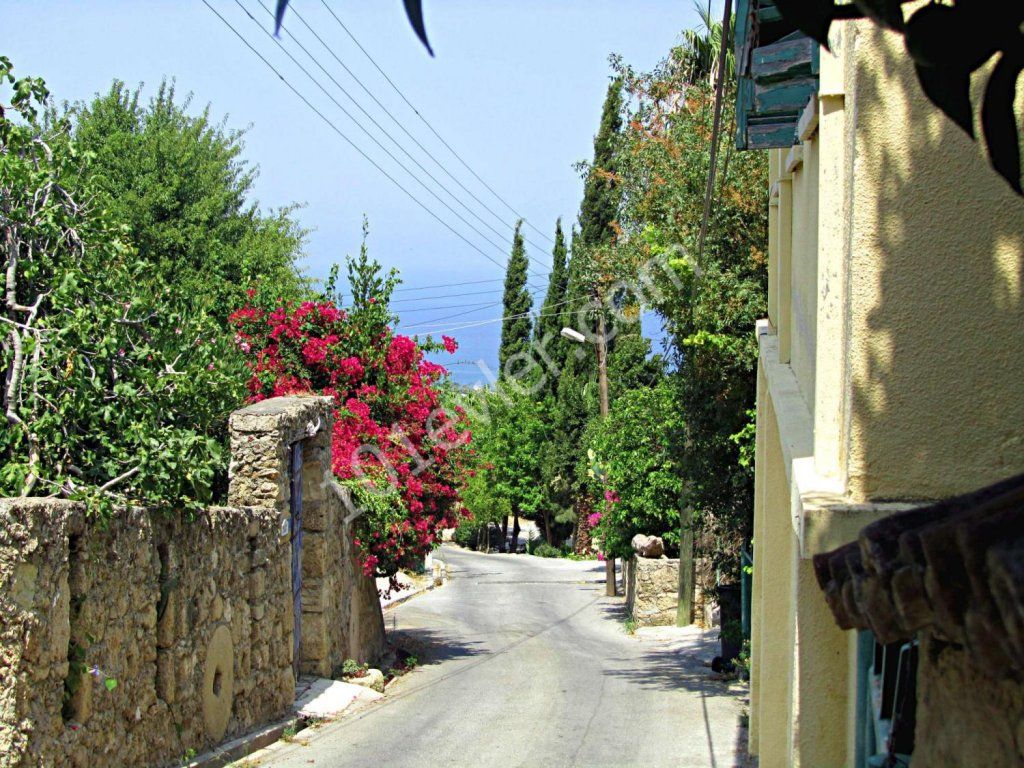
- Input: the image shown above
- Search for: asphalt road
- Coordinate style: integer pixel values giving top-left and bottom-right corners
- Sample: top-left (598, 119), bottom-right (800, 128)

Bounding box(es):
top-left (259, 546), bottom-right (744, 768)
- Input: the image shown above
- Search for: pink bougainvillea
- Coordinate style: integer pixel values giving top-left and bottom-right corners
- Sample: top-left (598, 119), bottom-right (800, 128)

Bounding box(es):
top-left (230, 299), bottom-right (471, 577)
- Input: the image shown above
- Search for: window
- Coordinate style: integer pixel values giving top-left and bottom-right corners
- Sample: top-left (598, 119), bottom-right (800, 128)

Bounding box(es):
top-left (855, 631), bottom-right (917, 767)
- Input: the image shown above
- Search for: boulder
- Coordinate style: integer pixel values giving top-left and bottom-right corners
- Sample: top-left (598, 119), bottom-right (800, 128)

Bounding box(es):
top-left (346, 668), bottom-right (385, 693)
top-left (631, 534), bottom-right (665, 558)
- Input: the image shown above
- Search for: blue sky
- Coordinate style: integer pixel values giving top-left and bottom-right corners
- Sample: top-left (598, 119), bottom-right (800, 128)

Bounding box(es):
top-left (4, 1), bottom-right (698, 383)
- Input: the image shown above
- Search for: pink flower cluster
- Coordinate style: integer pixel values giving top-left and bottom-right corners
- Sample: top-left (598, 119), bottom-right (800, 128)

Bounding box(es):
top-left (230, 299), bottom-right (471, 576)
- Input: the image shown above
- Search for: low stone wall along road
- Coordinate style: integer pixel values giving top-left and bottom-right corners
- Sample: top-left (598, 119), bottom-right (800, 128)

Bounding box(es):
top-left (259, 546), bottom-right (746, 768)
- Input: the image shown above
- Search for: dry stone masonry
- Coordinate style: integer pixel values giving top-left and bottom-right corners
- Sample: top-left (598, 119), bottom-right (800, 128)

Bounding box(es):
top-left (0, 396), bottom-right (385, 768)
top-left (625, 555), bottom-right (680, 627)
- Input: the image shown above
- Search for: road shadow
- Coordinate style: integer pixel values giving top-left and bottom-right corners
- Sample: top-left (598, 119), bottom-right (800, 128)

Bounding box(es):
top-left (599, 601), bottom-right (629, 625)
top-left (386, 627), bottom-right (487, 667)
top-left (602, 645), bottom-right (736, 698)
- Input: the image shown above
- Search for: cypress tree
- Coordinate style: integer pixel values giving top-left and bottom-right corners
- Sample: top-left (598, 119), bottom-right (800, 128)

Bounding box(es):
top-left (534, 220), bottom-right (569, 391)
top-left (578, 77), bottom-right (623, 247)
top-left (498, 220), bottom-right (533, 379)
top-left (547, 78), bottom-right (626, 551)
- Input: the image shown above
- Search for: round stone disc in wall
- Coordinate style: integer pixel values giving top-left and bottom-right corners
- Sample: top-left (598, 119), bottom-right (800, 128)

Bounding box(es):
top-left (202, 624), bottom-right (234, 742)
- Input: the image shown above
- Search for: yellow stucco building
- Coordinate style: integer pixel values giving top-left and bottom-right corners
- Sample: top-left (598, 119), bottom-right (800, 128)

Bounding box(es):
top-left (739, 12), bottom-right (1024, 768)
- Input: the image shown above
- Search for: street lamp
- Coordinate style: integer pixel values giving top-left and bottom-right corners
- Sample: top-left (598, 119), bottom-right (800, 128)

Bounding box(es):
top-left (561, 322), bottom-right (616, 597)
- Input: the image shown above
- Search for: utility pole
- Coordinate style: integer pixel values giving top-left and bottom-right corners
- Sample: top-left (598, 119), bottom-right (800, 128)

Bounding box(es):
top-left (595, 310), bottom-right (617, 597)
top-left (560, 315), bottom-right (616, 597)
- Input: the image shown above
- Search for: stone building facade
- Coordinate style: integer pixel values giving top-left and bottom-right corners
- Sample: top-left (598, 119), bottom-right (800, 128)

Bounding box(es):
top-left (0, 396), bottom-right (385, 767)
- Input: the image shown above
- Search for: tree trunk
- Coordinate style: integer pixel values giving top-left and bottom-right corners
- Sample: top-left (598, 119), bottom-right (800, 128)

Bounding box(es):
top-left (543, 510), bottom-right (553, 545)
top-left (574, 499), bottom-right (593, 555)
top-left (511, 512), bottom-right (521, 553)
top-left (500, 515), bottom-right (509, 552)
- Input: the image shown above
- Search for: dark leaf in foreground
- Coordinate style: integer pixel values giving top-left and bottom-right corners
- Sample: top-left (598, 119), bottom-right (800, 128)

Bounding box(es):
top-left (980, 52), bottom-right (1023, 195)
top-left (403, 0), bottom-right (434, 57)
top-left (274, 0), bottom-right (288, 34)
top-left (914, 63), bottom-right (974, 139)
top-left (852, 0), bottom-right (905, 32)
top-left (273, 0), bottom-right (433, 56)
top-left (772, 0), bottom-right (835, 49)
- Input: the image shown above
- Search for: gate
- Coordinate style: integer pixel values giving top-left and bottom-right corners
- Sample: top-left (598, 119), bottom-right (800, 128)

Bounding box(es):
top-left (289, 441), bottom-right (303, 676)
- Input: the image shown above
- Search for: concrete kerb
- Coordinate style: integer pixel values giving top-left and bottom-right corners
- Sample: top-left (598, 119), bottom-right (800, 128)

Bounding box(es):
top-left (188, 716), bottom-right (300, 768)
top-left (379, 560), bottom-right (451, 611)
top-left (193, 573), bottom-right (447, 765)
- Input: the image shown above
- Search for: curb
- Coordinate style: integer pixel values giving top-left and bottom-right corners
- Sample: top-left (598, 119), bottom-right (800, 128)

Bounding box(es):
top-left (381, 578), bottom-right (438, 611)
top-left (381, 563), bottom-right (450, 611)
top-left (189, 715), bottom-right (301, 767)
top-left (190, 574), bottom-right (449, 765)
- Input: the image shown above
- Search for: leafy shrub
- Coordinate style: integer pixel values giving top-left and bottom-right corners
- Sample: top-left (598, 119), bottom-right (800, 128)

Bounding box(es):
top-left (340, 658), bottom-right (368, 678)
top-left (0, 58), bottom-right (279, 509)
top-left (532, 542), bottom-right (561, 558)
top-left (580, 381), bottom-right (685, 559)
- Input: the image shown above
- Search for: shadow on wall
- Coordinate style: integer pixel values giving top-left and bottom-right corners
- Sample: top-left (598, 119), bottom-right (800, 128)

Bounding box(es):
top-left (849, 22), bottom-right (1024, 502)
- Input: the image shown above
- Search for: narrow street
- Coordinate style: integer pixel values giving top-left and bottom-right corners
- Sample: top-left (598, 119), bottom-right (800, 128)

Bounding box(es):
top-left (260, 547), bottom-right (745, 768)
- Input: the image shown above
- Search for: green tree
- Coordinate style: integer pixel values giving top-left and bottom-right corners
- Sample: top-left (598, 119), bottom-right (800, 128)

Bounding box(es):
top-left (544, 78), bottom-right (626, 551)
top-left (581, 380), bottom-right (685, 559)
top-left (0, 59), bottom-right (249, 508)
top-left (462, 386), bottom-right (548, 551)
top-left (497, 220), bottom-right (533, 379)
top-left (577, 78), bottom-right (624, 248)
top-left (533, 219), bottom-right (569, 398)
top-left (614, 32), bottom-right (768, 576)
top-left (70, 80), bottom-right (308, 322)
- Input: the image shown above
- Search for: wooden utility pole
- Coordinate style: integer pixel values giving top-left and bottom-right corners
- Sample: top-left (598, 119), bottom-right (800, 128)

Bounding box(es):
top-left (596, 310), bottom-right (616, 597)
top-left (677, 506), bottom-right (694, 626)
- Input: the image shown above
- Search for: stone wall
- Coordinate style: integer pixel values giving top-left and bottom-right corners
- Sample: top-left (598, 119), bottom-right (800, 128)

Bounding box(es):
top-left (625, 556), bottom-right (680, 627)
top-left (0, 396), bottom-right (385, 767)
top-left (0, 500), bottom-right (292, 768)
top-left (227, 397), bottom-right (384, 676)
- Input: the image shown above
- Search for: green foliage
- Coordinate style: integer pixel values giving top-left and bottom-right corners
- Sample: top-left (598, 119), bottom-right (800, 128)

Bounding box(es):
top-left (531, 542), bottom-right (561, 558)
top-left (341, 658), bottom-right (369, 678)
top-left (614, 38), bottom-right (768, 574)
top-left (581, 380), bottom-right (684, 560)
top-left (461, 386), bottom-right (548, 522)
top-left (70, 80), bottom-right (309, 320)
top-left (577, 78), bottom-right (624, 248)
top-left (533, 219), bottom-right (569, 400)
top-left (498, 221), bottom-right (533, 379)
top-left (0, 62), bottom-right (304, 508)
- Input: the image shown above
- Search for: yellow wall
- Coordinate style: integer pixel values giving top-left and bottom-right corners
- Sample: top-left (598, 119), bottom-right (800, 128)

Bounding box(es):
top-left (788, 139), bottom-right (818, 413)
top-left (842, 23), bottom-right (1024, 501)
top-left (749, 16), bottom-right (1024, 768)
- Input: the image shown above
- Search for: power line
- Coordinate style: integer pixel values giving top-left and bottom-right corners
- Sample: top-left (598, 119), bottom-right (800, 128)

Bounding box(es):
top-left (397, 300), bottom-right (498, 313)
top-left (278, 0), bottom-right (556, 262)
top-left (230, 0), bottom-right (548, 284)
top-left (388, 284), bottom-right (546, 305)
top-left (317, 0), bottom-right (558, 248)
top-left (402, 297), bottom-right (575, 334)
top-left (402, 301), bottom-right (504, 327)
top-left (203, 0), bottom-right (552, 288)
top-left (250, 0), bottom-right (551, 276)
top-left (201, 0), bottom-right (533, 281)
top-left (393, 277), bottom-right (503, 292)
